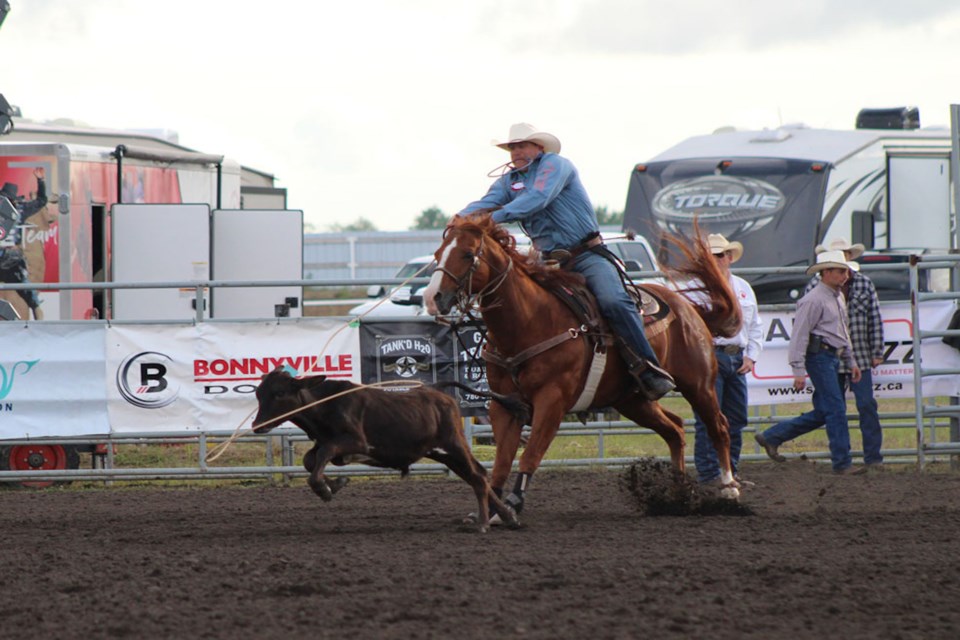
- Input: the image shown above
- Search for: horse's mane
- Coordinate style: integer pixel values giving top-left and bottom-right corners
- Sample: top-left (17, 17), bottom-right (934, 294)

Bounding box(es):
top-left (447, 214), bottom-right (585, 290)
top-left (657, 224), bottom-right (743, 338)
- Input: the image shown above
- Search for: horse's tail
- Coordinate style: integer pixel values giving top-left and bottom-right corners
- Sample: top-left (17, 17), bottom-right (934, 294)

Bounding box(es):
top-left (658, 228), bottom-right (743, 339)
top-left (433, 381), bottom-right (532, 424)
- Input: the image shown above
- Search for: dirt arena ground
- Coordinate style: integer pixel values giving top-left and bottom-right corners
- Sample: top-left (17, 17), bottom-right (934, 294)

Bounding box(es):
top-left (3, 460), bottom-right (960, 640)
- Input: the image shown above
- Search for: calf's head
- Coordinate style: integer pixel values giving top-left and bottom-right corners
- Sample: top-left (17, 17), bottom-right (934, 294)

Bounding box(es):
top-left (253, 369), bottom-right (327, 433)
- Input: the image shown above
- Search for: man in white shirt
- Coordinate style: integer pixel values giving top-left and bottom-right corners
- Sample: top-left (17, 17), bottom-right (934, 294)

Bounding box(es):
top-left (690, 234), bottom-right (763, 485)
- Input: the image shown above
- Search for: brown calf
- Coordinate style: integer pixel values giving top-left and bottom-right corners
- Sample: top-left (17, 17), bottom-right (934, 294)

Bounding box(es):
top-left (253, 369), bottom-right (523, 532)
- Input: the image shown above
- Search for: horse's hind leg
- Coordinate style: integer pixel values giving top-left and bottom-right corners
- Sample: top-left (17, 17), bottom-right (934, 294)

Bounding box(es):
top-left (615, 395), bottom-right (687, 472)
top-left (682, 388), bottom-right (739, 498)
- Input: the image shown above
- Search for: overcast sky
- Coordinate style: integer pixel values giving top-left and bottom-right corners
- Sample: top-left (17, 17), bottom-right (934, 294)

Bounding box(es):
top-left (2, 1), bottom-right (959, 231)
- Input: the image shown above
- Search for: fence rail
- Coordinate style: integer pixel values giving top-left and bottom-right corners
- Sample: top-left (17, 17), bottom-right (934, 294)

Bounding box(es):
top-left (2, 257), bottom-right (959, 485)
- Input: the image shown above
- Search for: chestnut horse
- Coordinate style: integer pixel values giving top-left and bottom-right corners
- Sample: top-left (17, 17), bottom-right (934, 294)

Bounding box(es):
top-left (423, 214), bottom-right (743, 516)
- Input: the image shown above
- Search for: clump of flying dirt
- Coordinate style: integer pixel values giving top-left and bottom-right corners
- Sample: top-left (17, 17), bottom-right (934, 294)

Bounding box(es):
top-left (620, 458), bottom-right (753, 516)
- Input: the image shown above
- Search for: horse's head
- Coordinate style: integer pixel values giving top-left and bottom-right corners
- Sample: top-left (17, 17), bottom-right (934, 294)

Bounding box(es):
top-left (424, 214), bottom-right (511, 315)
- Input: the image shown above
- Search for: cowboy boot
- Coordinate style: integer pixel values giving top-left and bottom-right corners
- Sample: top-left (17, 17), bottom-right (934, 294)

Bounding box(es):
top-left (621, 344), bottom-right (676, 401)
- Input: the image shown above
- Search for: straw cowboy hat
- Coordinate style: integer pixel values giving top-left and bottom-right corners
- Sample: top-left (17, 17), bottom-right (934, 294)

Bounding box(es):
top-left (707, 233), bottom-right (743, 263)
top-left (492, 123), bottom-right (561, 155)
top-left (814, 237), bottom-right (865, 260)
top-left (806, 249), bottom-right (860, 275)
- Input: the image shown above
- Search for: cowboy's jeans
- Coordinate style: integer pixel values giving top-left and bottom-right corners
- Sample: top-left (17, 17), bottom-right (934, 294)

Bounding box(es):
top-left (847, 367), bottom-right (883, 464)
top-left (761, 350), bottom-right (853, 471)
top-left (694, 349), bottom-right (747, 483)
top-left (571, 251), bottom-right (659, 364)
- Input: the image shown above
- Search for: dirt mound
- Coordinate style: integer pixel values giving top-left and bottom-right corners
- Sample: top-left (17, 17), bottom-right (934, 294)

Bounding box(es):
top-left (620, 457), bottom-right (754, 516)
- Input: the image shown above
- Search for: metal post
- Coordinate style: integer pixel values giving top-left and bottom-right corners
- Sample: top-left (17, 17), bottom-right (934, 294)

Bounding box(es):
top-left (113, 145), bottom-right (125, 204)
top-left (195, 285), bottom-right (204, 323)
top-left (910, 255), bottom-right (925, 468)
top-left (199, 433), bottom-right (208, 472)
top-left (950, 105), bottom-right (960, 468)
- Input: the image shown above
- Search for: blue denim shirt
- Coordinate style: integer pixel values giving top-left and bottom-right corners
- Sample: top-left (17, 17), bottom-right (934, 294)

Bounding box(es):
top-left (459, 153), bottom-right (597, 253)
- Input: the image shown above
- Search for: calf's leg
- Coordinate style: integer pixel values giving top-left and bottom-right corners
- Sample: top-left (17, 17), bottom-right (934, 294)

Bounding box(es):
top-left (303, 444), bottom-right (350, 497)
top-left (428, 447), bottom-right (519, 532)
top-left (306, 436), bottom-right (366, 501)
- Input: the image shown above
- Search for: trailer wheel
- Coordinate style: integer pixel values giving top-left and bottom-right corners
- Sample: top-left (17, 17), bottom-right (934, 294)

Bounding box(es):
top-left (0, 444), bottom-right (80, 488)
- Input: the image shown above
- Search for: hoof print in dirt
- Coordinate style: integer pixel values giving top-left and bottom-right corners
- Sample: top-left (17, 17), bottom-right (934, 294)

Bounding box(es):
top-left (620, 458), bottom-right (754, 516)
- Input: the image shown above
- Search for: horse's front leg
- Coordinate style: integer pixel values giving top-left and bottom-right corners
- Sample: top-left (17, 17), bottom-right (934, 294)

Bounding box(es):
top-left (487, 399), bottom-right (525, 498)
top-left (510, 388), bottom-right (568, 514)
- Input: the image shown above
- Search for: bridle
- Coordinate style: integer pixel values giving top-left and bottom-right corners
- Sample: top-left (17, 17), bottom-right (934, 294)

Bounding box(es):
top-left (435, 231), bottom-right (514, 314)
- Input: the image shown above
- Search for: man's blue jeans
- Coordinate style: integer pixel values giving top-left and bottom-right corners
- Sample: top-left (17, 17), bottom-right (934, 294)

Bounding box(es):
top-left (572, 251), bottom-right (659, 363)
top-left (694, 349), bottom-right (747, 483)
top-left (761, 350), bottom-right (853, 471)
top-left (847, 367), bottom-right (883, 464)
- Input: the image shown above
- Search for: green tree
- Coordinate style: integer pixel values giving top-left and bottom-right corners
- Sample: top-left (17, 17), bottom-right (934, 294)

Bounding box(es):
top-left (595, 205), bottom-right (623, 227)
top-left (410, 206), bottom-right (450, 230)
top-left (328, 217), bottom-right (378, 232)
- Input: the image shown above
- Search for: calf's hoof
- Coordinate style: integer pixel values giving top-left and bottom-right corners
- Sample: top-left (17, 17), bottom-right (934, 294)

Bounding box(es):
top-left (327, 476), bottom-right (350, 495)
top-left (309, 480), bottom-right (334, 502)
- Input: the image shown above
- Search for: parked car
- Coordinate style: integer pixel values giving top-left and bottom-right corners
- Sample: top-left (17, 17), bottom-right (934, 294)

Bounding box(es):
top-left (349, 234), bottom-right (661, 318)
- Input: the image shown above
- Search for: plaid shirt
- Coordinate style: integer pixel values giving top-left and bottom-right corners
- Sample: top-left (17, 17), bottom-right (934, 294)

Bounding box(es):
top-left (805, 271), bottom-right (884, 372)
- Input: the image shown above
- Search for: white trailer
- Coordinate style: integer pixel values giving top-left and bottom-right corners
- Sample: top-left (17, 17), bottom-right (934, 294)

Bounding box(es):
top-left (0, 141), bottom-right (302, 320)
top-left (623, 106), bottom-right (957, 302)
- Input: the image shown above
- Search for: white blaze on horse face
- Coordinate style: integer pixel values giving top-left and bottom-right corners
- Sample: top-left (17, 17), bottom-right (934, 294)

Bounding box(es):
top-left (423, 237), bottom-right (459, 315)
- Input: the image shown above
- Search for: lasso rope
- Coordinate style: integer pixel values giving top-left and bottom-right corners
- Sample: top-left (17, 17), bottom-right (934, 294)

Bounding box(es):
top-left (204, 379), bottom-right (424, 462)
top-left (205, 259), bottom-right (436, 463)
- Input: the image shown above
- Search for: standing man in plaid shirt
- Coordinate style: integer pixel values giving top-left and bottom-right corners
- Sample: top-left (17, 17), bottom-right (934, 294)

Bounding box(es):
top-left (805, 238), bottom-right (885, 468)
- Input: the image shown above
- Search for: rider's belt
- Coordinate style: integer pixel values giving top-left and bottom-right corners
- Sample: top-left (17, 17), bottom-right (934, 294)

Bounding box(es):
top-left (545, 233), bottom-right (604, 265)
top-left (807, 336), bottom-right (844, 358)
top-left (715, 344), bottom-right (744, 356)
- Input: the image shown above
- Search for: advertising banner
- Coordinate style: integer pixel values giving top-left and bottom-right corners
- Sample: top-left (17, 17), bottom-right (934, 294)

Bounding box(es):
top-left (358, 319), bottom-right (490, 416)
top-left (0, 323), bottom-right (109, 438)
top-left (106, 320), bottom-right (360, 433)
top-left (748, 300), bottom-right (960, 405)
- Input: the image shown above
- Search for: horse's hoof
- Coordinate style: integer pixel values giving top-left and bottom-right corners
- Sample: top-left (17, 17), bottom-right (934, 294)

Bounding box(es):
top-left (720, 485), bottom-right (741, 500)
top-left (504, 492), bottom-right (525, 514)
top-left (462, 512), bottom-right (480, 525)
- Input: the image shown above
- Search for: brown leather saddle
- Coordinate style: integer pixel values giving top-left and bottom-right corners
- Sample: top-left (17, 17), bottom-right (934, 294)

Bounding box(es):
top-left (547, 281), bottom-right (671, 345)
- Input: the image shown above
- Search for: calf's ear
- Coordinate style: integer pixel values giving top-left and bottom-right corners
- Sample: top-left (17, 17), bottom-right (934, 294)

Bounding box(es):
top-left (303, 374), bottom-right (328, 389)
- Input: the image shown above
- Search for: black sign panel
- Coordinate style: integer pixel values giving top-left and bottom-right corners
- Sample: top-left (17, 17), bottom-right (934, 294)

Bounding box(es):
top-left (358, 320), bottom-right (490, 416)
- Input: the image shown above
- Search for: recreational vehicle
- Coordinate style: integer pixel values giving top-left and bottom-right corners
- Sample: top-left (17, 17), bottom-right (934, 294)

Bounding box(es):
top-left (623, 107), bottom-right (956, 302)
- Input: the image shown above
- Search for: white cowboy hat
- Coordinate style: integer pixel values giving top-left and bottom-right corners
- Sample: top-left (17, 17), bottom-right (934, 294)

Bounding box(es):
top-left (492, 123), bottom-right (561, 155)
top-left (814, 237), bottom-right (865, 260)
top-left (707, 233), bottom-right (743, 263)
top-left (806, 249), bottom-right (860, 275)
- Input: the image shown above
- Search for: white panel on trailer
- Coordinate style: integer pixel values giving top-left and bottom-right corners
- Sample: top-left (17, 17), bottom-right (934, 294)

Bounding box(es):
top-left (211, 209), bottom-right (303, 319)
top-left (888, 154), bottom-right (951, 248)
top-left (111, 203), bottom-right (210, 320)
